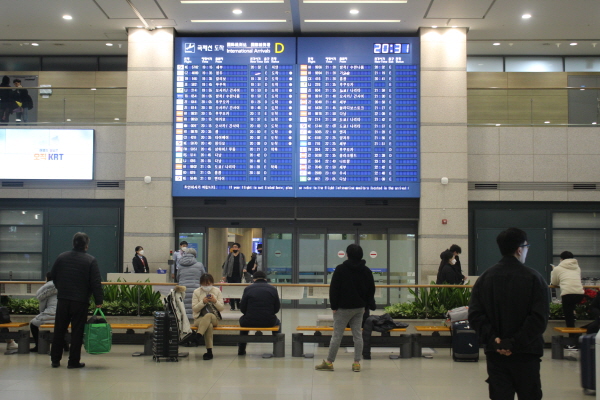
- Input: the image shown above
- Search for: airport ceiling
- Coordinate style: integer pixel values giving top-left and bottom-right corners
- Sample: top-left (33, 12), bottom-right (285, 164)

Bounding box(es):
top-left (0, 0), bottom-right (599, 57)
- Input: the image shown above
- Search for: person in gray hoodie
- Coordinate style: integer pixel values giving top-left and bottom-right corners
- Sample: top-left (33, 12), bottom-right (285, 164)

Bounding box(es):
top-left (551, 251), bottom-right (585, 334)
top-left (176, 247), bottom-right (206, 320)
top-left (30, 273), bottom-right (68, 353)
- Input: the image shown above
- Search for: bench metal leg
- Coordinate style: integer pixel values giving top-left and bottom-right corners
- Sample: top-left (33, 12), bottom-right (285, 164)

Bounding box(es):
top-left (39, 331), bottom-right (51, 355)
top-left (292, 333), bottom-right (304, 357)
top-left (132, 331), bottom-right (154, 357)
top-left (411, 334), bottom-right (422, 358)
top-left (400, 334), bottom-right (412, 359)
top-left (552, 335), bottom-right (564, 360)
top-left (17, 330), bottom-right (29, 354)
top-left (273, 333), bottom-right (285, 358)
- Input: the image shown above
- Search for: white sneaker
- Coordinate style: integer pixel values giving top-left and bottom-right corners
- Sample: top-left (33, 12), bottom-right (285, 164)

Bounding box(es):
top-left (7, 341), bottom-right (18, 350)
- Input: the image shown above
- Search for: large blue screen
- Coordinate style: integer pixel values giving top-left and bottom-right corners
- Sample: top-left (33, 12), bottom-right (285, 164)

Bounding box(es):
top-left (173, 37), bottom-right (419, 198)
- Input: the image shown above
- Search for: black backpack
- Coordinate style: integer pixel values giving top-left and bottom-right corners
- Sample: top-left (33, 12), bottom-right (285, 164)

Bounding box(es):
top-left (0, 306), bottom-right (11, 324)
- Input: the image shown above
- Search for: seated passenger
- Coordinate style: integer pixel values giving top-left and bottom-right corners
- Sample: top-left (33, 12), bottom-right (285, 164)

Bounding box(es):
top-left (191, 273), bottom-right (224, 360)
top-left (436, 250), bottom-right (463, 285)
top-left (237, 271), bottom-right (280, 355)
top-left (30, 273), bottom-right (69, 353)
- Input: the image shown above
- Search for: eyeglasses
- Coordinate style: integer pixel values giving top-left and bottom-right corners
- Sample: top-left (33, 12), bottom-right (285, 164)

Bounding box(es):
top-left (519, 244), bottom-right (531, 248)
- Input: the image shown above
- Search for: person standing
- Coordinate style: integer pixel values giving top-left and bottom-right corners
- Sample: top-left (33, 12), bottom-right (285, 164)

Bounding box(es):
top-left (237, 271), bottom-right (280, 356)
top-left (449, 244), bottom-right (466, 281)
top-left (49, 232), bottom-right (103, 369)
top-left (551, 251), bottom-right (584, 338)
top-left (12, 79), bottom-right (31, 123)
top-left (246, 243), bottom-right (264, 275)
top-left (132, 246), bottom-right (149, 273)
top-left (177, 247), bottom-right (206, 320)
top-left (315, 244), bottom-right (376, 373)
top-left (469, 228), bottom-right (549, 400)
top-left (0, 76), bottom-right (11, 124)
top-left (436, 250), bottom-right (462, 284)
top-left (221, 243), bottom-right (247, 311)
top-left (172, 241), bottom-right (188, 281)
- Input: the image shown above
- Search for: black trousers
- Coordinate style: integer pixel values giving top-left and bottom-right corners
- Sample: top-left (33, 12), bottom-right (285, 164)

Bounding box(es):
top-left (562, 294), bottom-right (585, 328)
top-left (238, 318), bottom-right (281, 352)
top-left (51, 299), bottom-right (88, 365)
top-left (486, 352), bottom-right (542, 400)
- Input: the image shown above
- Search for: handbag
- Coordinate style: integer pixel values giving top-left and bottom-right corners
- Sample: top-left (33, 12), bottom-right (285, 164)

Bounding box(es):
top-left (446, 306), bottom-right (469, 324)
top-left (83, 308), bottom-right (112, 354)
top-left (200, 301), bottom-right (222, 321)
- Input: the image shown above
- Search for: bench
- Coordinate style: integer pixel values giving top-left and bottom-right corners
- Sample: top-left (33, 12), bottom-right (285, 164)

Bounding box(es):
top-left (185, 325), bottom-right (285, 358)
top-left (0, 322), bottom-right (30, 354)
top-left (292, 326), bottom-right (412, 359)
top-left (38, 323), bottom-right (153, 356)
top-left (551, 327), bottom-right (588, 360)
top-left (410, 326), bottom-right (454, 357)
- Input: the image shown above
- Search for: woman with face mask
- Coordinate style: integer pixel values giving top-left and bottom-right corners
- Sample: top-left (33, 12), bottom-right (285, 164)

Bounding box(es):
top-left (132, 246), bottom-right (149, 273)
top-left (436, 250), bottom-right (463, 285)
top-left (192, 274), bottom-right (225, 360)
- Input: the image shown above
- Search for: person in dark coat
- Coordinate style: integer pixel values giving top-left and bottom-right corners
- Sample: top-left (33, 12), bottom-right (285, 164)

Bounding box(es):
top-left (49, 232), bottom-right (103, 369)
top-left (132, 245), bottom-right (149, 273)
top-left (237, 271), bottom-right (280, 355)
top-left (469, 227), bottom-right (549, 400)
top-left (0, 76), bottom-right (11, 124)
top-left (177, 247), bottom-right (206, 320)
top-left (221, 243), bottom-right (247, 311)
top-left (436, 250), bottom-right (462, 284)
top-left (315, 244), bottom-right (376, 373)
top-left (449, 244), bottom-right (466, 281)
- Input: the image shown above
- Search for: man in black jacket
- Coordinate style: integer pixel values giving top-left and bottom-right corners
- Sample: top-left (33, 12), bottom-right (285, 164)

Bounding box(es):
top-left (469, 228), bottom-right (549, 400)
top-left (50, 232), bottom-right (103, 369)
top-left (237, 271), bottom-right (280, 355)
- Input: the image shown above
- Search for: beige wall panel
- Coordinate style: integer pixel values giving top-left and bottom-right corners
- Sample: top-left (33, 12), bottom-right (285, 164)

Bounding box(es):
top-left (420, 182), bottom-right (468, 210)
top-left (421, 152), bottom-right (467, 180)
top-left (507, 72), bottom-right (567, 88)
top-left (468, 120), bottom-right (509, 125)
top-left (94, 89), bottom-right (127, 96)
top-left (95, 190), bottom-right (125, 199)
top-left (127, 96), bottom-right (172, 123)
top-left (532, 96), bottom-right (568, 121)
top-left (498, 191), bottom-right (534, 201)
top-left (127, 71), bottom-right (173, 97)
top-left (468, 155), bottom-right (500, 181)
top-left (95, 71), bottom-right (127, 87)
top-left (28, 189), bottom-right (63, 198)
top-left (38, 71), bottom-right (96, 87)
top-left (533, 155), bottom-right (568, 182)
top-left (126, 125), bottom-right (172, 152)
top-left (468, 191), bottom-right (501, 201)
top-left (499, 127), bottom-right (533, 155)
top-left (421, 97), bottom-right (467, 124)
top-left (207, 228), bottom-right (228, 274)
top-left (124, 180), bottom-right (173, 207)
top-left (420, 29), bottom-right (467, 69)
top-left (125, 151), bottom-right (171, 178)
top-left (124, 206), bottom-right (173, 233)
top-left (567, 191), bottom-right (600, 201)
top-left (0, 189), bottom-right (30, 198)
top-left (94, 125), bottom-right (127, 154)
top-left (37, 96), bottom-right (70, 122)
top-left (65, 95), bottom-right (95, 119)
top-left (95, 95), bottom-right (126, 120)
top-left (467, 96), bottom-right (507, 121)
top-left (127, 29), bottom-right (174, 69)
top-left (533, 127), bottom-right (568, 154)
top-left (499, 155), bottom-right (534, 181)
top-left (468, 89), bottom-right (508, 97)
top-left (533, 191), bottom-right (568, 201)
top-left (421, 71), bottom-right (466, 97)
top-left (568, 155), bottom-right (600, 181)
top-left (507, 96), bottom-right (534, 120)
top-left (568, 128), bottom-right (600, 154)
top-left (95, 152), bottom-right (126, 180)
top-left (420, 208), bottom-right (468, 237)
top-left (420, 125), bottom-right (467, 153)
top-left (467, 127), bottom-right (499, 155)
top-left (60, 189), bottom-right (95, 199)
top-left (467, 72), bottom-right (507, 88)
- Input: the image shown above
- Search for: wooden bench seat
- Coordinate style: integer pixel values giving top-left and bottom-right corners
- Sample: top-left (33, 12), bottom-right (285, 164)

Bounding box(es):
top-left (551, 327), bottom-right (588, 360)
top-left (191, 325), bottom-right (280, 332)
top-left (553, 327), bottom-right (587, 334)
top-left (0, 323), bottom-right (30, 354)
top-left (183, 325), bottom-right (284, 357)
top-left (296, 325), bottom-right (406, 332)
top-left (40, 323), bottom-right (152, 330)
top-left (414, 326), bottom-right (450, 332)
top-left (0, 322), bottom-right (29, 329)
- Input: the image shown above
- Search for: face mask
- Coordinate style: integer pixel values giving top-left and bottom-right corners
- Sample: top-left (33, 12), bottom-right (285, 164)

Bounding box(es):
top-left (201, 285), bottom-right (213, 292)
top-left (450, 259), bottom-right (456, 265)
top-left (518, 247), bottom-right (528, 264)
top-left (181, 246), bottom-right (187, 251)
top-left (138, 250), bottom-right (144, 255)
top-left (232, 249), bottom-right (239, 253)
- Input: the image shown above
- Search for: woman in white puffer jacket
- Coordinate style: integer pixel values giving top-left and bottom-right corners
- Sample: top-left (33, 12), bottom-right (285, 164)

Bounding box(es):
top-left (551, 251), bottom-right (585, 330)
top-left (30, 273), bottom-right (67, 353)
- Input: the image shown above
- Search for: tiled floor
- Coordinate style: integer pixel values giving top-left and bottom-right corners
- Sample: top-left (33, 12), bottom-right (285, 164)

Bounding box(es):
top-left (0, 310), bottom-right (592, 400)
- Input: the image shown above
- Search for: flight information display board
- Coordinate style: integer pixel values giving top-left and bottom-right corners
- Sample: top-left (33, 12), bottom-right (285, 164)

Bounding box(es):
top-left (173, 37), bottom-right (419, 198)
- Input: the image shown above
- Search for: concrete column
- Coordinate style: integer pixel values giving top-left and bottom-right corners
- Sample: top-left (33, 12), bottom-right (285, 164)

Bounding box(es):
top-left (123, 28), bottom-right (175, 273)
top-left (418, 28), bottom-right (469, 283)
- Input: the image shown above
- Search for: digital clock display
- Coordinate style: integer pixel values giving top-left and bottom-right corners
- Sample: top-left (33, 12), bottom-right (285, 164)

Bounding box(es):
top-left (373, 43), bottom-right (410, 54)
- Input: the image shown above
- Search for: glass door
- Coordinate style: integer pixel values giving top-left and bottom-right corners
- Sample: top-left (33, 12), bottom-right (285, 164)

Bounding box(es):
top-left (389, 231), bottom-right (417, 305)
top-left (298, 230), bottom-right (326, 306)
top-left (359, 232), bottom-right (388, 305)
top-left (265, 230), bottom-right (293, 305)
top-left (326, 232), bottom-right (356, 283)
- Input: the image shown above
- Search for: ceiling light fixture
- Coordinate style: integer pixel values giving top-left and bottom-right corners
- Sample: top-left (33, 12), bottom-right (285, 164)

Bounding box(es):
top-left (62, 15), bottom-right (73, 20)
top-left (233, 9), bottom-right (243, 14)
top-left (182, 0), bottom-right (283, 3)
top-left (431, 25), bottom-right (437, 28)
top-left (544, 121), bottom-right (550, 124)
top-left (349, 9), bottom-right (359, 14)
top-left (522, 14), bottom-right (531, 19)
top-left (31, 43), bottom-right (39, 46)
top-left (303, 0), bottom-right (407, 3)
top-left (91, 88), bottom-right (97, 91)
top-left (305, 19), bottom-right (401, 23)
top-left (451, 25), bottom-right (457, 28)
top-left (570, 42), bottom-right (578, 46)
top-left (192, 19), bottom-right (287, 23)
top-left (593, 122), bottom-right (597, 125)
top-left (106, 43), bottom-right (113, 46)
top-left (493, 43), bottom-right (500, 46)
top-left (156, 26), bottom-right (163, 28)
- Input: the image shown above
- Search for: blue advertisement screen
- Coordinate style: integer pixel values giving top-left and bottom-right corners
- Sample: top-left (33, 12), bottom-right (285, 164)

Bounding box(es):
top-left (173, 37), bottom-right (419, 198)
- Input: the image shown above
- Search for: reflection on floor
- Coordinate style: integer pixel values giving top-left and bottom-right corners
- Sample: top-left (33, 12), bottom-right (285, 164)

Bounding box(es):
top-left (0, 309), bottom-right (591, 400)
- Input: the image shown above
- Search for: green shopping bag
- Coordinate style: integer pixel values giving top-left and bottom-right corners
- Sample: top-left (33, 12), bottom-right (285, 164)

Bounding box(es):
top-left (83, 308), bottom-right (112, 354)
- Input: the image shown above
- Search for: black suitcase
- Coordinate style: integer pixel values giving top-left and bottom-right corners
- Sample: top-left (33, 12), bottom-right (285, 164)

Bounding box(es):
top-left (452, 321), bottom-right (479, 362)
top-left (580, 333), bottom-right (596, 394)
top-left (152, 311), bottom-right (179, 362)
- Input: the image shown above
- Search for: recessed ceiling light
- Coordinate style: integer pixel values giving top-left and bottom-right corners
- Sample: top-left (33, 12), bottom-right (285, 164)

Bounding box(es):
top-left (91, 88), bottom-right (97, 91)
top-left (137, 26), bottom-right (143, 28)
top-left (544, 121), bottom-right (550, 124)
top-left (431, 25), bottom-right (437, 28)
top-left (192, 19), bottom-right (287, 23)
top-left (493, 43), bottom-right (501, 46)
top-left (66, 119), bottom-right (72, 122)
top-left (593, 122), bottom-right (597, 125)
top-left (62, 15), bottom-right (73, 20)
top-left (304, 19), bottom-right (401, 23)
top-left (114, 118), bottom-right (120, 121)
top-left (349, 9), bottom-right (359, 14)
top-left (451, 25), bottom-right (457, 28)
top-left (106, 43), bottom-right (113, 46)
top-left (495, 124), bottom-right (501, 126)
top-left (183, 0), bottom-right (283, 3)
top-left (303, 0), bottom-right (406, 2)
top-left (31, 43), bottom-right (39, 46)
top-left (233, 9), bottom-right (242, 14)
top-left (570, 42), bottom-right (578, 46)
top-left (522, 14), bottom-right (531, 19)
top-left (156, 26), bottom-right (163, 28)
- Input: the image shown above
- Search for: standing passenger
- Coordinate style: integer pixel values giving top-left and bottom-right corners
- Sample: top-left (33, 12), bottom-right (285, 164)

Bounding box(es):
top-left (49, 232), bottom-right (103, 369)
top-left (436, 250), bottom-right (462, 284)
top-left (221, 243), bottom-right (247, 311)
top-left (469, 227), bottom-right (549, 400)
top-left (315, 244), bottom-right (375, 372)
top-left (449, 244), bottom-right (466, 281)
top-left (0, 76), bottom-right (11, 124)
top-left (177, 247), bottom-right (206, 320)
top-left (172, 241), bottom-right (188, 281)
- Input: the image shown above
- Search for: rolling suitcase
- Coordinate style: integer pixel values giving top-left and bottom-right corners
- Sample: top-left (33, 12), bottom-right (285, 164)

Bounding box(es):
top-left (152, 311), bottom-right (179, 362)
top-left (579, 333), bottom-right (596, 394)
top-left (452, 320), bottom-right (479, 362)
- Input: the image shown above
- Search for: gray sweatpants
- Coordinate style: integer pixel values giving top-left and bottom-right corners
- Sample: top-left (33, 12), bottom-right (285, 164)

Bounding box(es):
top-left (327, 307), bottom-right (364, 363)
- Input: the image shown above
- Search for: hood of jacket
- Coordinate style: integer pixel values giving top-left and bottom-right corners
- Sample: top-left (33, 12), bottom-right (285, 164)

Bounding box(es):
top-left (558, 258), bottom-right (579, 270)
top-left (342, 259), bottom-right (366, 269)
top-left (36, 281), bottom-right (58, 301)
top-left (178, 253), bottom-right (198, 267)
